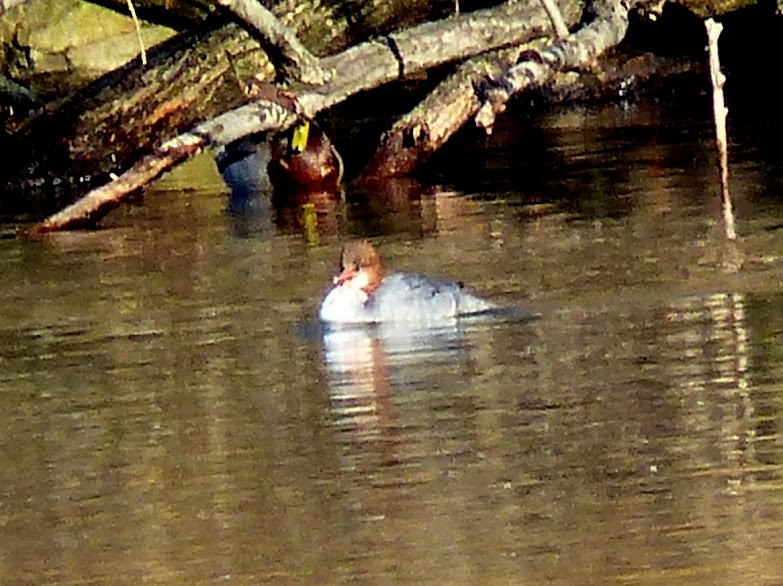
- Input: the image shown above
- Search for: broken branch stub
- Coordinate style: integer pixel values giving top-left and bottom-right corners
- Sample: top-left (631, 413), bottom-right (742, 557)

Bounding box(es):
top-left (476, 0), bottom-right (631, 132)
top-left (215, 0), bottom-right (329, 85)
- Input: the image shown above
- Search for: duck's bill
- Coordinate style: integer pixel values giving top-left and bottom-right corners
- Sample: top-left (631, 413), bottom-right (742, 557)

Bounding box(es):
top-left (334, 266), bottom-right (358, 285)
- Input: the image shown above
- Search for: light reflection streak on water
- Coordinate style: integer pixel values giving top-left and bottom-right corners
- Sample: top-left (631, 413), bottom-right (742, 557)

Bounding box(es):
top-left (321, 323), bottom-right (477, 457)
top-left (660, 292), bottom-right (754, 489)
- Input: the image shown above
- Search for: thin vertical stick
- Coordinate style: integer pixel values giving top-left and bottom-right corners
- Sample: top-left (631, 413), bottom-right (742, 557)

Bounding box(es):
top-left (540, 0), bottom-right (570, 39)
top-left (126, 0), bottom-right (147, 65)
top-left (705, 18), bottom-right (735, 241)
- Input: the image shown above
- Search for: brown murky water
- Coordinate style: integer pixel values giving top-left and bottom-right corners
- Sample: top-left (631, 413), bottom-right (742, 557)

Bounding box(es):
top-left (2, 100), bottom-right (783, 584)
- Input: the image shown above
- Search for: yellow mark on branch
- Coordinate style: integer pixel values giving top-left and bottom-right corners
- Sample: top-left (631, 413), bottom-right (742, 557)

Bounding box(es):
top-left (126, 0), bottom-right (147, 65)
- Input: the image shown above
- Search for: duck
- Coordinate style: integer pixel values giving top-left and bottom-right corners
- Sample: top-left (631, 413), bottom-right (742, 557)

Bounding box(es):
top-left (319, 241), bottom-right (499, 324)
top-left (267, 121), bottom-right (343, 189)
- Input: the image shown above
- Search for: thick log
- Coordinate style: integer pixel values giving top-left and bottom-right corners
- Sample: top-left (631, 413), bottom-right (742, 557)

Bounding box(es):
top-left (30, 0), bottom-right (570, 231)
top-left (1, 0), bottom-right (435, 208)
top-left (2, 24), bottom-right (254, 203)
top-left (360, 0), bottom-right (582, 180)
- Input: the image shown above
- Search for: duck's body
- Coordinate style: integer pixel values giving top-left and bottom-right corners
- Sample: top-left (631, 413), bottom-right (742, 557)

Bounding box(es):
top-left (319, 242), bottom-right (497, 324)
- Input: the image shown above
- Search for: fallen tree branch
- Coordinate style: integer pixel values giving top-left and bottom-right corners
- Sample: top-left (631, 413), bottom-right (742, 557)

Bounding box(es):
top-left (30, 0), bottom-right (566, 232)
top-left (362, 0), bottom-right (642, 179)
top-left (303, 0), bottom-right (572, 111)
top-left (359, 0), bottom-right (583, 180)
top-left (476, 0), bottom-right (630, 132)
top-left (29, 97), bottom-right (296, 234)
top-left (3, 0), bottom-right (389, 196)
top-left (215, 0), bottom-right (329, 84)
top-left (29, 136), bottom-right (204, 234)
top-left (359, 45), bottom-right (540, 180)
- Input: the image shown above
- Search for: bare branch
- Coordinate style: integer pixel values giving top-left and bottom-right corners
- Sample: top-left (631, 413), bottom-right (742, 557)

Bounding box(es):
top-left (301, 0), bottom-right (566, 114)
top-left (29, 136), bottom-right (203, 234)
top-left (30, 0), bottom-right (575, 232)
top-left (29, 97), bottom-right (297, 234)
top-left (476, 0), bottom-right (630, 132)
top-left (540, 0), bottom-right (571, 38)
top-left (705, 18), bottom-right (736, 243)
top-left (214, 0), bottom-right (329, 85)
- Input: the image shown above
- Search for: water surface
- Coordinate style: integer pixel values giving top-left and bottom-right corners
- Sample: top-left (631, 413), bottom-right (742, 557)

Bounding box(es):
top-left (2, 99), bottom-right (783, 584)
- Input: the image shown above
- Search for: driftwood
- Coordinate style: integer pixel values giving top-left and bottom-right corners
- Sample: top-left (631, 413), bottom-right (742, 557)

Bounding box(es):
top-left (29, 0), bottom-right (586, 233)
top-left (2, 0), bottom-right (426, 199)
top-left (359, 0), bottom-right (629, 179)
top-left (215, 0), bottom-right (329, 84)
top-left (475, 0), bottom-right (631, 131)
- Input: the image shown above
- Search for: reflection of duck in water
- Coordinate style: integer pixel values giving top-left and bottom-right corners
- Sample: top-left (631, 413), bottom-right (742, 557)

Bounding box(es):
top-left (319, 241), bottom-right (506, 324)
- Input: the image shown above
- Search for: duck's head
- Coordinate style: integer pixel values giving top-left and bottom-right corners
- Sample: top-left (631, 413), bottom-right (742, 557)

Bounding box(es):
top-left (333, 241), bottom-right (384, 298)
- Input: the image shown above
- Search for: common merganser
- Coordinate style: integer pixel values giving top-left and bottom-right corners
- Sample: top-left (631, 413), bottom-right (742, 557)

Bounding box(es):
top-left (319, 241), bottom-right (498, 324)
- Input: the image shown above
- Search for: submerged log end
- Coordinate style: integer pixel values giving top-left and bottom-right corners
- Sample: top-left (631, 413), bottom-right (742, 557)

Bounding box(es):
top-left (26, 134), bottom-right (206, 235)
top-left (25, 191), bottom-right (124, 236)
top-left (359, 121), bottom-right (435, 182)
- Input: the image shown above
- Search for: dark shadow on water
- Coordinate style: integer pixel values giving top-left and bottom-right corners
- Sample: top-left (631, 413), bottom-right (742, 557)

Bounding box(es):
top-left (218, 139), bottom-right (346, 240)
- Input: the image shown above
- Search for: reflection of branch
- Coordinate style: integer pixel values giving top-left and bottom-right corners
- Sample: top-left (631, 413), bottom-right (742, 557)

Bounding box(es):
top-left (215, 0), bottom-right (329, 84)
top-left (476, 0), bottom-right (630, 132)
